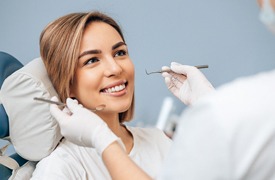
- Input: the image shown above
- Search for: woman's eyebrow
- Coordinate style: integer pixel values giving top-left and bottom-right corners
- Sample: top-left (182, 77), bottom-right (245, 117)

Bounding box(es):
top-left (78, 49), bottom-right (101, 59)
top-left (112, 42), bottom-right (126, 50)
top-left (78, 42), bottom-right (126, 59)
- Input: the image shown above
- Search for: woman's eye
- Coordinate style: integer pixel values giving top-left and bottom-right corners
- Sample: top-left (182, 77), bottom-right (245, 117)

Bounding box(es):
top-left (115, 50), bottom-right (127, 57)
top-left (84, 57), bottom-right (99, 65)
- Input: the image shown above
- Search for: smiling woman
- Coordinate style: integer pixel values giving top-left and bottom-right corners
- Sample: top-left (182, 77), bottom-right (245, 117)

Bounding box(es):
top-left (70, 22), bottom-right (135, 124)
top-left (31, 11), bottom-right (172, 179)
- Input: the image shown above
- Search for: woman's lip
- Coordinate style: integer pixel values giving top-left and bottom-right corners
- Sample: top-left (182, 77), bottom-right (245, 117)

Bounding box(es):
top-left (101, 80), bottom-right (127, 90)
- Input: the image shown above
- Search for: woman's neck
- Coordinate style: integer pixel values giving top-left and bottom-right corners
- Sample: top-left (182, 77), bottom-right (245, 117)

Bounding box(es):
top-left (98, 112), bottom-right (133, 154)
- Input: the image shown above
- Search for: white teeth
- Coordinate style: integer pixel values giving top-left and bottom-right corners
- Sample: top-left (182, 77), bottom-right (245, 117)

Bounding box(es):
top-left (104, 83), bottom-right (126, 93)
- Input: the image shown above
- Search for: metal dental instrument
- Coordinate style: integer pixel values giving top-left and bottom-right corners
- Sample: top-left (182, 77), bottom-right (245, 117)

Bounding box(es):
top-left (145, 65), bottom-right (209, 75)
top-left (34, 97), bottom-right (66, 107)
top-left (33, 97), bottom-right (106, 111)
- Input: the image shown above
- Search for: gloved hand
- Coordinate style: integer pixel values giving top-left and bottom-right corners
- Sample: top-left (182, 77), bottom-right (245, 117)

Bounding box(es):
top-left (50, 96), bottom-right (124, 155)
top-left (162, 62), bottom-right (214, 105)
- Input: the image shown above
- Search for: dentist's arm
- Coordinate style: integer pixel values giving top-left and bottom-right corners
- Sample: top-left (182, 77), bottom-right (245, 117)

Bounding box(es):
top-left (162, 62), bottom-right (214, 105)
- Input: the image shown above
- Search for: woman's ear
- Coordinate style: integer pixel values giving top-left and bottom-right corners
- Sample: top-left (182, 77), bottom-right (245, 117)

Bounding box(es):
top-left (69, 91), bottom-right (77, 101)
top-left (69, 91), bottom-right (75, 98)
top-left (69, 84), bottom-right (76, 99)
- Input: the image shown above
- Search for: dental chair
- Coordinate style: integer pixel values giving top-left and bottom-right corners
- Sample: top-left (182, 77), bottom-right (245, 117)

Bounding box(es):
top-left (0, 51), bottom-right (27, 179)
top-left (0, 51), bottom-right (62, 179)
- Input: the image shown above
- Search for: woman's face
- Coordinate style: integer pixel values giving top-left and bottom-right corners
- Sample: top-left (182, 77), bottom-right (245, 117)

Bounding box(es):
top-left (70, 22), bottom-right (135, 119)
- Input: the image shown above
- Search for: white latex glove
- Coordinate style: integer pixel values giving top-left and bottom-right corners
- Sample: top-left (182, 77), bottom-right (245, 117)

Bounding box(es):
top-left (50, 96), bottom-right (124, 155)
top-left (162, 62), bottom-right (214, 105)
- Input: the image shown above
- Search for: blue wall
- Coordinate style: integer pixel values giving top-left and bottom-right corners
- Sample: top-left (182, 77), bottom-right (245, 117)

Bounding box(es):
top-left (1, 0), bottom-right (275, 127)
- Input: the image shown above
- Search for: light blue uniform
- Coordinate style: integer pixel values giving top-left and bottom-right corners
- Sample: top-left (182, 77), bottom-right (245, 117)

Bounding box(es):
top-left (160, 70), bottom-right (275, 180)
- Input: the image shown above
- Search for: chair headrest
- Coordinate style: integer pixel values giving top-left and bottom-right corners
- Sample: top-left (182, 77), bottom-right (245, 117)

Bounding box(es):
top-left (1, 57), bottom-right (62, 161)
top-left (0, 52), bottom-right (23, 138)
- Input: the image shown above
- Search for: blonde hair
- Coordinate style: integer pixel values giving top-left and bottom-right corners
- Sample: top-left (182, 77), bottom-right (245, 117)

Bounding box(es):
top-left (40, 12), bottom-right (134, 122)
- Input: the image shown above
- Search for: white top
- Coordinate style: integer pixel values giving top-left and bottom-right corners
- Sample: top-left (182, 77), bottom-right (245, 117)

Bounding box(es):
top-left (31, 126), bottom-right (172, 179)
top-left (159, 70), bottom-right (275, 180)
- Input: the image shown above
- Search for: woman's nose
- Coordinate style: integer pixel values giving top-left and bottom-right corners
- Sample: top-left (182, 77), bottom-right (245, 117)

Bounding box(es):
top-left (103, 57), bottom-right (123, 77)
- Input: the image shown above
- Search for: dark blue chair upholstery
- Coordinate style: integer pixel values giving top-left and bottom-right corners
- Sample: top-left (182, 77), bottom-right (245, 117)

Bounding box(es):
top-left (0, 52), bottom-right (23, 88)
top-left (0, 52), bottom-right (23, 138)
top-left (0, 51), bottom-right (28, 179)
top-left (0, 154), bottom-right (27, 180)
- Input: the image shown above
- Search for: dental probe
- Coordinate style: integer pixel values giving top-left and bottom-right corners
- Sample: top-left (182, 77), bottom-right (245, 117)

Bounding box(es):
top-left (34, 97), bottom-right (66, 107)
top-left (145, 65), bottom-right (208, 75)
top-left (33, 97), bottom-right (106, 111)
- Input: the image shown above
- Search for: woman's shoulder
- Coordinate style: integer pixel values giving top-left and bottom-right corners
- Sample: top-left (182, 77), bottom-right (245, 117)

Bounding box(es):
top-left (126, 125), bottom-right (172, 161)
top-left (31, 139), bottom-right (89, 179)
top-left (127, 125), bottom-right (163, 135)
top-left (126, 125), bottom-right (172, 144)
